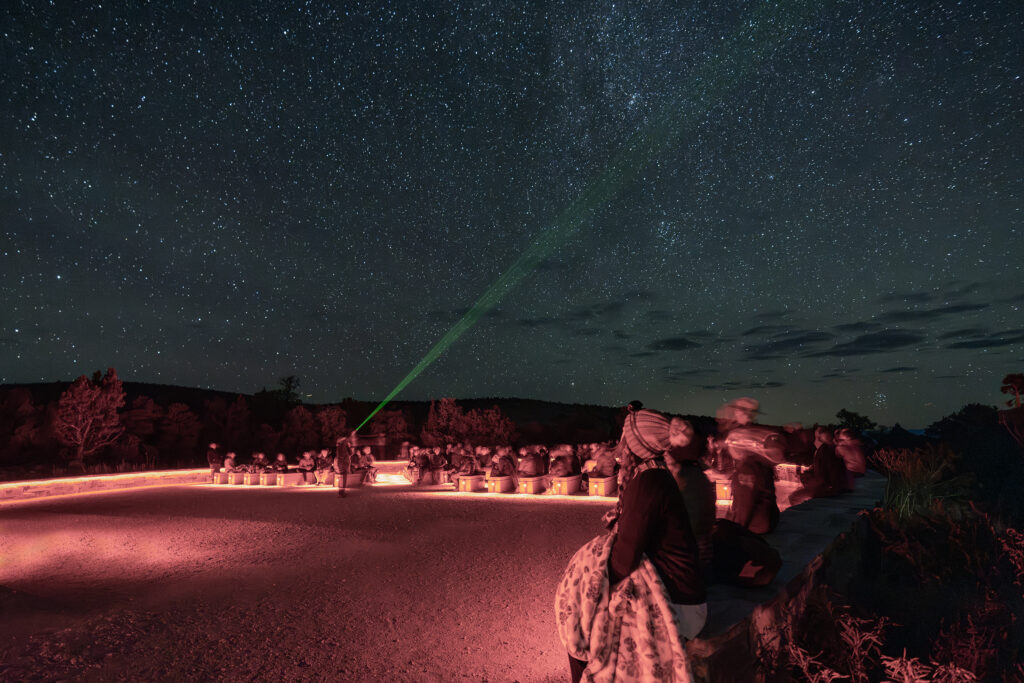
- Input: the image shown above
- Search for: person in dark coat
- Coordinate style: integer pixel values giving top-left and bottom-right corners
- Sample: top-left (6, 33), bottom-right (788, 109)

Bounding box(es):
top-left (206, 443), bottom-right (221, 473)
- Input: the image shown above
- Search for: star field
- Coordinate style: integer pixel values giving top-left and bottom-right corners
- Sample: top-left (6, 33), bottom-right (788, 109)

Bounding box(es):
top-left (2, 0), bottom-right (1022, 427)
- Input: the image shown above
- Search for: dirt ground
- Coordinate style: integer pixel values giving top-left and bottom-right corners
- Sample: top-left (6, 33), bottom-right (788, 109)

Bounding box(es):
top-left (0, 483), bottom-right (613, 682)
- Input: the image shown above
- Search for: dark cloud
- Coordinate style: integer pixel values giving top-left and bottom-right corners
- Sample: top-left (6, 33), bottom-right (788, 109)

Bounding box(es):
top-left (570, 327), bottom-right (602, 337)
top-left (662, 367), bottom-right (713, 383)
top-left (700, 380), bottom-right (784, 390)
top-left (880, 366), bottom-right (916, 373)
top-left (938, 327), bottom-right (989, 339)
top-left (755, 310), bottom-right (791, 320)
top-left (945, 331), bottom-right (1024, 350)
top-left (744, 330), bottom-right (835, 360)
top-left (647, 336), bottom-right (701, 351)
top-left (877, 303), bottom-right (989, 324)
top-left (833, 321), bottom-right (883, 333)
top-left (628, 351), bottom-right (659, 358)
top-left (740, 325), bottom-right (790, 337)
top-left (808, 329), bottom-right (926, 357)
top-left (612, 330), bottom-right (632, 340)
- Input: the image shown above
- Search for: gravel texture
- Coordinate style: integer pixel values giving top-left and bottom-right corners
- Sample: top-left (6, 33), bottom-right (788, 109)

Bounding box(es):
top-left (0, 484), bottom-right (613, 681)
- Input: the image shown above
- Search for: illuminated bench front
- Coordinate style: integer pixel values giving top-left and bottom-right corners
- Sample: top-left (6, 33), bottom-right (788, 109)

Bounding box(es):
top-left (588, 476), bottom-right (617, 497)
top-left (334, 473), bottom-right (365, 489)
top-left (227, 471), bottom-right (247, 485)
top-left (457, 474), bottom-right (485, 492)
top-left (518, 476), bottom-right (545, 494)
top-left (549, 474), bottom-right (582, 495)
top-left (243, 471), bottom-right (263, 486)
top-left (486, 475), bottom-right (515, 493)
top-left (275, 472), bottom-right (304, 486)
top-left (211, 471), bottom-right (230, 484)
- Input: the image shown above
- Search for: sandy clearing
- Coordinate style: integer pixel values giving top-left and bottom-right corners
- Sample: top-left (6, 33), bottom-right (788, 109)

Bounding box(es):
top-left (0, 484), bottom-right (611, 681)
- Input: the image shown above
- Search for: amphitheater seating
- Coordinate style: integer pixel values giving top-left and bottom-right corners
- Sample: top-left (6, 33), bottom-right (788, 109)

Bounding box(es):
top-left (211, 471), bottom-right (229, 484)
top-left (228, 471), bottom-right (247, 485)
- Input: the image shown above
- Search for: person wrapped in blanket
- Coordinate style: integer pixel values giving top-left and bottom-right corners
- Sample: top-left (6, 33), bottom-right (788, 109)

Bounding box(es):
top-left (314, 449), bottom-right (332, 485)
top-left (788, 426), bottom-right (850, 506)
top-left (222, 452), bottom-right (239, 473)
top-left (562, 402), bottom-right (707, 682)
top-left (582, 442), bottom-right (618, 480)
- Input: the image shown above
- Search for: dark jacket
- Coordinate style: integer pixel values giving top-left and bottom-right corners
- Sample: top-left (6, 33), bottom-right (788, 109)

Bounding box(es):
top-left (609, 467), bottom-right (706, 605)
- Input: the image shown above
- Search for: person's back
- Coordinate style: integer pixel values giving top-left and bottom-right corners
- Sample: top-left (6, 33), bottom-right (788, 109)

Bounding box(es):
top-left (517, 451), bottom-right (543, 477)
top-left (591, 446), bottom-right (618, 478)
top-left (728, 455), bottom-right (779, 535)
top-left (609, 467), bottom-right (706, 607)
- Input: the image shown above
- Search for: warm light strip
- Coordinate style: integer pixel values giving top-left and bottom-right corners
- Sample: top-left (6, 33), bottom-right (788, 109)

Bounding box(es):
top-left (0, 468), bottom-right (210, 489)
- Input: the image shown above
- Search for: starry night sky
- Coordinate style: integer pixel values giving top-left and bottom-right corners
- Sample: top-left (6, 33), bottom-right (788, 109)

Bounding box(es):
top-left (2, 1), bottom-right (1022, 428)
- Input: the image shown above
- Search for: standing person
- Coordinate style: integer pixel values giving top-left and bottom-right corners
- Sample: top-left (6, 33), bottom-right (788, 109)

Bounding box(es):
top-left (334, 431), bottom-right (355, 496)
top-left (558, 403), bottom-right (706, 682)
top-left (206, 443), bottom-right (221, 474)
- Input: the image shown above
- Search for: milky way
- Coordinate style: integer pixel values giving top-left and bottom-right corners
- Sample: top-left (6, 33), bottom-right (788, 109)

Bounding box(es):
top-left (2, 1), bottom-right (1022, 427)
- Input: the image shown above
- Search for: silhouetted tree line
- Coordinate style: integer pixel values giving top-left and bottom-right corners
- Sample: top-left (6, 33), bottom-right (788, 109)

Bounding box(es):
top-left (0, 371), bottom-right (627, 481)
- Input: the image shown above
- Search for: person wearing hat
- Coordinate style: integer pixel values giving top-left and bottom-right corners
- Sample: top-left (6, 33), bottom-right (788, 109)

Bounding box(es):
top-left (666, 418), bottom-right (716, 579)
top-left (718, 398), bottom-right (785, 535)
top-left (564, 405), bottom-right (706, 681)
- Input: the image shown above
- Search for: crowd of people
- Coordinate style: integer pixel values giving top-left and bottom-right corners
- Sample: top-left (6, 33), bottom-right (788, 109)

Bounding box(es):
top-left (206, 432), bottom-right (378, 485)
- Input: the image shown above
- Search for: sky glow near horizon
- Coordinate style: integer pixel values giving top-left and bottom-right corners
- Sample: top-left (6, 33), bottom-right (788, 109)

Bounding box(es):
top-left (2, 1), bottom-right (1022, 428)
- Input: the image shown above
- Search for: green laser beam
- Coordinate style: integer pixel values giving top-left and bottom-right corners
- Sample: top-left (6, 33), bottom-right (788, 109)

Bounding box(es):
top-left (356, 0), bottom-right (820, 432)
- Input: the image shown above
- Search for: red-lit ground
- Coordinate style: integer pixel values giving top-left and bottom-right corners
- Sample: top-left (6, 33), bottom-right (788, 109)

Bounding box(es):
top-left (0, 484), bottom-right (611, 681)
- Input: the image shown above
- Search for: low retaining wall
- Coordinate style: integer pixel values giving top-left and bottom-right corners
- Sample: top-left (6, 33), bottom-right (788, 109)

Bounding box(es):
top-left (685, 470), bottom-right (888, 681)
top-left (0, 469), bottom-right (212, 504)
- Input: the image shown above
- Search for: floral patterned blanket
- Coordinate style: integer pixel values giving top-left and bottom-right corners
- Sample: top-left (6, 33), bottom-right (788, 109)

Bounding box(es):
top-left (555, 533), bottom-right (694, 682)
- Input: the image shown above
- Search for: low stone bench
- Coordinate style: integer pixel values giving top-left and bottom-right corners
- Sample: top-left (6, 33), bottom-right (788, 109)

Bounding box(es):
top-left (334, 472), bottom-right (365, 489)
top-left (211, 471), bottom-right (230, 484)
top-left (518, 476), bottom-right (545, 494)
top-left (457, 474), bottom-right (485, 492)
top-left (587, 476), bottom-right (617, 497)
top-left (243, 471), bottom-right (263, 486)
top-left (486, 475), bottom-right (515, 493)
top-left (227, 471), bottom-right (247, 485)
top-left (550, 474), bottom-right (582, 495)
top-left (275, 472), bottom-right (306, 486)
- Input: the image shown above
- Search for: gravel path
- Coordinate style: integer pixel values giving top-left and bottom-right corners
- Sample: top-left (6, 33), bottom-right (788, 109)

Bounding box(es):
top-left (0, 484), bottom-right (613, 681)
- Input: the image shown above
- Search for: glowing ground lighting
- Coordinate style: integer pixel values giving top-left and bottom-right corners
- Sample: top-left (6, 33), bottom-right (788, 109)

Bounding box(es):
top-left (356, 1), bottom-right (820, 432)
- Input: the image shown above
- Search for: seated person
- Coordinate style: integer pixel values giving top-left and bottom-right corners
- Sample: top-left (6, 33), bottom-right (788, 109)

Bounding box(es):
top-left (790, 427), bottom-right (850, 506)
top-left (451, 450), bottom-right (481, 489)
top-left (587, 443), bottom-right (618, 479)
top-left (295, 451), bottom-right (315, 484)
top-left (429, 446), bottom-right (449, 471)
top-left (834, 428), bottom-right (867, 478)
top-left (314, 449), bottom-right (332, 485)
top-left (357, 445), bottom-right (378, 483)
top-left (269, 453), bottom-right (289, 473)
top-left (548, 444), bottom-right (581, 477)
top-left (517, 447), bottom-right (545, 478)
top-left (665, 418), bottom-right (717, 577)
top-left (487, 447), bottom-right (516, 478)
top-left (248, 452), bottom-right (271, 473)
top-left (222, 452), bottom-right (238, 473)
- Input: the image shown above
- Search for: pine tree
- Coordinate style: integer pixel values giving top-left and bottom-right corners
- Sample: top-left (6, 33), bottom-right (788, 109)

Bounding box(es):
top-left (54, 368), bottom-right (125, 468)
